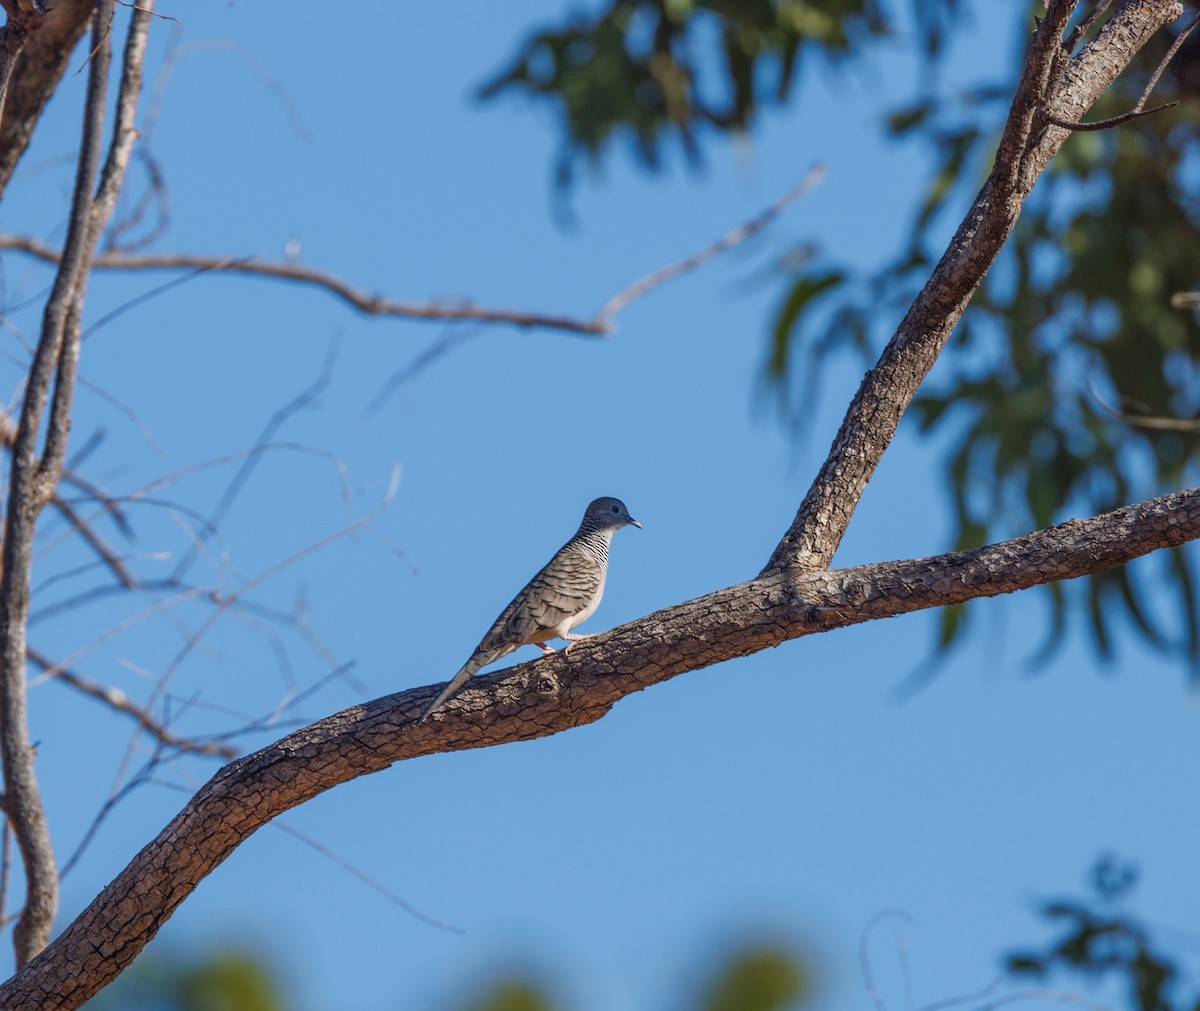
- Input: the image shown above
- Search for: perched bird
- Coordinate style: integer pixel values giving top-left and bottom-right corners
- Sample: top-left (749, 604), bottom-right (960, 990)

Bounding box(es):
top-left (420, 496), bottom-right (641, 721)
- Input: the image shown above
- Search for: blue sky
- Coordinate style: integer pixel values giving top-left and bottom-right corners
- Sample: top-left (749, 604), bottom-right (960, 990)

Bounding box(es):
top-left (2, 2), bottom-right (1198, 1009)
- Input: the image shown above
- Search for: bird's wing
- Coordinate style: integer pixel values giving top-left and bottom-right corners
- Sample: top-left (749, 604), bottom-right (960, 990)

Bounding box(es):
top-left (420, 546), bottom-right (603, 721)
top-left (480, 545), bottom-right (604, 651)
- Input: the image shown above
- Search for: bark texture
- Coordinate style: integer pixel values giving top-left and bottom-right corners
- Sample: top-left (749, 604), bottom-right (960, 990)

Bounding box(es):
top-left (0, 0), bottom-right (92, 200)
top-left (764, 0), bottom-right (1183, 573)
top-left (1, 485), bottom-right (1198, 1008)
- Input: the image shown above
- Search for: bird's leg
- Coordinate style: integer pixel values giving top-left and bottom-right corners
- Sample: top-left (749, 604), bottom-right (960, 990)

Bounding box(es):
top-left (562, 632), bottom-right (597, 654)
top-left (534, 641), bottom-right (556, 656)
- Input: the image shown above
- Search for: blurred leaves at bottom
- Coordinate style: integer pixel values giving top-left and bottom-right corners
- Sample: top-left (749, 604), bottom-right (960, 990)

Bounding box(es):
top-left (84, 941), bottom-right (812, 1011)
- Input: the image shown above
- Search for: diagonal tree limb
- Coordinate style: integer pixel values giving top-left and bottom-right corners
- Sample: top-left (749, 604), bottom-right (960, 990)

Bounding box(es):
top-left (0, 0), bottom-right (93, 201)
top-left (0, 1), bottom-right (43, 138)
top-left (3, 484), bottom-right (1198, 1008)
top-left (762, 0), bottom-right (1184, 575)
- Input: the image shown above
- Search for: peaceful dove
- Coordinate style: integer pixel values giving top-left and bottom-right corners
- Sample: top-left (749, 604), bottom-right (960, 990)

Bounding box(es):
top-left (420, 496), bottom-right (640, 720)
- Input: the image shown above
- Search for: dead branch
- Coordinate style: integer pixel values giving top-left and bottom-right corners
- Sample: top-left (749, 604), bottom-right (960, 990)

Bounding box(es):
top-left (594, 163), bottom-right (825, 322)
top-left (0, 168), bottom-right (823, 338)
top-left (27, 649), bottom-right (236, 759)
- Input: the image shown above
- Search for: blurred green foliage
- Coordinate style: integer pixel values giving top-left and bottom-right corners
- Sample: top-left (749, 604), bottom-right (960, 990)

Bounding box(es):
top-left (85, 947), bottom-right (285, 1011)
top-left (85, 942), bottom-right (811, 1011)
top-left (485, 2), bottom-right (1200, 670)
top-left (1007, 855), bottom-right (1200, 1011)
top-left (480, 0), bottom-right (958, 187)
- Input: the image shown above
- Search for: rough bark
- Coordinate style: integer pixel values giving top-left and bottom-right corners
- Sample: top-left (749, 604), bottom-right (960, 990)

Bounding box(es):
top-left (764, 0), bottom-right (1184, 573)
top-left (0, 0), bottom-right (92, 200)
top-left (1, 485), bottom-right (1197, 1008)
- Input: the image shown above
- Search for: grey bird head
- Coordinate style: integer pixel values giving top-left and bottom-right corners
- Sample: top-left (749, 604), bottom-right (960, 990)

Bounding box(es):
top-left (583, 496), bottom-right (641, 532)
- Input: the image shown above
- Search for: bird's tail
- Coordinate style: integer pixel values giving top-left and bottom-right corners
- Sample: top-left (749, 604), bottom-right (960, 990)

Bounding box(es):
top-left (419, 649), bottom-right (502, 722)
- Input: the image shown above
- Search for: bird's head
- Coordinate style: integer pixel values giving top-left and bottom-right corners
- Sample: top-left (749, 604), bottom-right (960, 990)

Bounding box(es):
top-left (584, 496), bottom-right (641, 532)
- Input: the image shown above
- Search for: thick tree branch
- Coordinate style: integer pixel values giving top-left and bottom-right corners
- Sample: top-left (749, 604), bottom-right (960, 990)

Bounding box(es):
top-left (0, 0), bottom-right (93, 200)
top-left (0, 2), bottom-right (43, 135)
top-left (763, 0), bottom-right (1184, 574)
top-left (2, 485), bottom-right (1197, 1007)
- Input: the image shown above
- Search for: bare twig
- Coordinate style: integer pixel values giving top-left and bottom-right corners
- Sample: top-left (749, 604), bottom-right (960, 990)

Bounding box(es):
top-left (860, 909), bottom-right (915, 1011)
top-left (1086, 376), bottom-right (1200, 430)
top-left (969, 991), bottom-right (1113, 1011)
top-left (594, 163), bottom-right (825, 322)
top-left (0, 168), bottom-right (825, 338)
top-left (1050, 9), bottom-right (1197, 131)
top-left (107, 474), bottom-right (398, 807)
top-left (270, 820), bottom-right (463, 934)
top-left (914, 976), bottom-right (1004, 1011)
top-left (27, 648), bottom-right (236, 759)
top-left (1064, 1), bottom-right (1114, 53)
top-left (113, 0), bottom-right (178, 23)
top-left (1138, 11), bottom-right (1200, 109)
top-left (1045, 100), bottom-right (1178, 131)
top-left (46, 494), bottom-right (137, 587)
top-left (0, 237), bottom-right (613, 334)
top-left (171, 336), bottom-right (344, 580)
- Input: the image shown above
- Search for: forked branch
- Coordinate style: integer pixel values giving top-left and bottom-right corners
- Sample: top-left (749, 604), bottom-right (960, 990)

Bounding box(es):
top-left (3, 484), bottom-right (1198, 1007)
top-left (763, 0), bottom-right (1184, 574)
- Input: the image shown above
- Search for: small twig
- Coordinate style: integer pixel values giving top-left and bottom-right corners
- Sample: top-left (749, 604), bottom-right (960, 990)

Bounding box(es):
top-left (60, 760), bottom-right (155, 880)
top-left (968, 990), bottom-right (1114, 1011)
top-left (109, 471), bottom-right (399, 802)
top-left (171, 336), bottom-right (344, 580)
top-left (1052, 9), bottom-right (1199, 132)
top-left (0, 168), bottom-right (825, 339)
top-left (270, 820), bottom-right (463, 934)
top-left (366, 323), bottom-right (484, 416)
top-left (144, 37), bottom-right (309, 144)
top-left (595, 163), bottom-right (826, 323)
top-left (27, 648), bottom-right (235, 759)
top-left (0, 238), bottom-right (610, 334)
top-left (1064, 1), bottom-right (1115, 54)
top-left (914, 976), bottom-right (1004, 1011)
top-left (1086, 376), bottom-right (1200, 431)
top-left (859, 909), bottom-right (915, 1011)
top-left (114, 0), bottom-right (179, 23)
top-left (1045, 100), bottom-right (1179, 131)
top-left (1137, 11), bottom-right (1200, 111)
top-left (27, 588), bottom-right (209, 687)
top-left (45, 494), bottom-right (137, 588)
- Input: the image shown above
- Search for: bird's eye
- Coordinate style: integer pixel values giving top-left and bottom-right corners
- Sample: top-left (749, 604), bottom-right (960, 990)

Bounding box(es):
top-left (611, 505), bottom-right (620, 513)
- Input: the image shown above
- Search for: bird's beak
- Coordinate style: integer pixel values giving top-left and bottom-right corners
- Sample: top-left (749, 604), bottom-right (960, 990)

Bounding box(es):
top-left (629, 517), bottom-right (642, 529)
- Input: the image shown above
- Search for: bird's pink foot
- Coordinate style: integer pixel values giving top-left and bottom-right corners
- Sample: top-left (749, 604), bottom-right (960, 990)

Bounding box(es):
top-left (563, 632), bottom-right (597, 654)
top-left (535, 641), bottom-right (556, 656)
